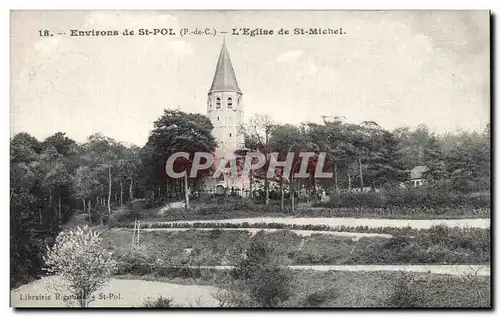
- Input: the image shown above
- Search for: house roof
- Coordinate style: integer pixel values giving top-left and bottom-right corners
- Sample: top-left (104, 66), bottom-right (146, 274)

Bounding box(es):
top-left (209, 40), bottom-right (242, 94)
top-left (410, 165), bottom-right (429, 180)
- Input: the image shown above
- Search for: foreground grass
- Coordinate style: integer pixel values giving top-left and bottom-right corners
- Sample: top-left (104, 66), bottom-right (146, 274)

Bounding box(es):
top-left (115, 270), bottom-right (490, 308)
top-left (102, 226), bottom-right (490, 270)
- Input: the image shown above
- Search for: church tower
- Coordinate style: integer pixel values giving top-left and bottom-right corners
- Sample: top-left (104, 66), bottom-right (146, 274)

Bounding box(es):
top-left (207, 40), bottom-right (245, 162)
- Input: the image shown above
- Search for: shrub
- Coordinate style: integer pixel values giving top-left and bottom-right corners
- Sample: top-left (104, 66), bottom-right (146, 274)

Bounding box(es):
top-left (209, 229), bottom-right (223, 240)
top-left (107, 205), bottom-right (141, 227)
top-left (197, 206), bottom-right (223, 216)
top-left (384, 272), bottom-right (425, 307)
top-left (142, 296), bottom-right (174, 308)
top-left (231, 238), bottom-right (293, 307)
top-left (428, 224), bottom-right (450, 244)
top-left (43, 226), bottom-right (117, 307)
top-left (152, 266), bottom-right (205, 280)
top-left (130, 199), bottom-right (151, 211)
top-left (300, 287), bottom-right (337, 307)
top-left (114, 245), bottom-right (153, 275)
top-left (246, 266), bottom-right (293, 307)
top-left (211, 288), bottom-right (233, 307)
top-left (314, 186), bottom-right (490, 209)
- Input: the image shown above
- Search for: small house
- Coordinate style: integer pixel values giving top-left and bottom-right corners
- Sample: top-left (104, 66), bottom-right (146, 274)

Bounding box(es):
top-left (410, 165), bottom-right (429, 187)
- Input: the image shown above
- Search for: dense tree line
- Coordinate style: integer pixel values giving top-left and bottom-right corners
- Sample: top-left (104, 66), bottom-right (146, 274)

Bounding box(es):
top-left (10, 109), bottom-right (216, 288)
top-left (10, 110), bottom-right (490, 288)
top-left (242, 116), bottom-right (490, 203)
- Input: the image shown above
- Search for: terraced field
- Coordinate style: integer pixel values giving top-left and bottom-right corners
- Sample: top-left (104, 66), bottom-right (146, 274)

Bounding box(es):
top-left (12, 214), bottom-right (491, 307)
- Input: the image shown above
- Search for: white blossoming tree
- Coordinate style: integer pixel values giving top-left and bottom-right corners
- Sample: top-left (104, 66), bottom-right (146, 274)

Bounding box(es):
top-left (44, 225), bottom-right (117, 307)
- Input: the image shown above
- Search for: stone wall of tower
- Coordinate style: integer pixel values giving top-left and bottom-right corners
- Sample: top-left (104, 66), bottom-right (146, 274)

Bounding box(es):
top-left (207, 91), bottom-right (244, 160)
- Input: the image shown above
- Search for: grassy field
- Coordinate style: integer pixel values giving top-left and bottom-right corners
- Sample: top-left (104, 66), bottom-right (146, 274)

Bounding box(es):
top-left (113, 195), bottom-right (491, 226)
top-left (102, 226), bottom-right (490, 272)
top-left (114, 270), bottom-right (491, 307)
top-left (20, 218), bottom-right (490, 308)
top-left (131, 206), bottom-right (490, 224)
top-left (57, 196), bottom-right (491, 308)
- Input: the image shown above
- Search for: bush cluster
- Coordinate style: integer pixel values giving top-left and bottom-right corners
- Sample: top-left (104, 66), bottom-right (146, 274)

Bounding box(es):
top-left (226, 237), bottom-right (293, 307)
top-left (383, 272), bottom-right (426, 307)
top-left (300, 206), bottom-right (490, 218)
top-left (116, 228), bottom-right (489, 270)
top-left (142, 296), bottom-right (174, 308)
top-left (113, 245), bottom-right (153, 275)
top-left (298, 288), bottom-right (337, 307)
top-left (287, 227), bottom-right (490, 265)
top-left (314, 186), bottom-right (490, 209)
top-left (107, 204), bottom-right (143, 227)
top-left (196, 202), bottom-right (282, 215)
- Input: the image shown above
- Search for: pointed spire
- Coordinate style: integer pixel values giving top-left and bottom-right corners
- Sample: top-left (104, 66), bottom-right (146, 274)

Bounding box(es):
top-left (209, 40), bottom-right (242, 93)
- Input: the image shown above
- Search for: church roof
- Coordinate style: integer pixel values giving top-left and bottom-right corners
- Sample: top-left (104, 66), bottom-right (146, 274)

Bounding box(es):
top-left (209, 41), bottom-right (242, 94)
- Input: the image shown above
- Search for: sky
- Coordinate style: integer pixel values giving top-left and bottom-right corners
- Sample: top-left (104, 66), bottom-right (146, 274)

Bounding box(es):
top-left (10, 10), bottom-right (490, 146)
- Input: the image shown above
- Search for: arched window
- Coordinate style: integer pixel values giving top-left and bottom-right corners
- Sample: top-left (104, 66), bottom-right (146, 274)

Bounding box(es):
top-left (216, 97), bottom-right (221, 109)
top-left (228, 97), bottom-right (233, 109)
top-left (229, 133), bottom-right (232, 137)
top-left (207, 98), bottom-right (211, 109)
top-left (217, 116), bottom-right (220, 120)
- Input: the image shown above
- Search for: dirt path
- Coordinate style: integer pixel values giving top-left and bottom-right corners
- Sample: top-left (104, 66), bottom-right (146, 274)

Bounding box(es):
top-left (170, 264), bottom-right (490, 276)
top-left (164, 217), bottom-right (490, 229)
top-left (287, 264), bottom-right (490, 276)
top-left (123, 227), bottom-right (393, 239)
top-left (11, 276), bottom-right (220, 308)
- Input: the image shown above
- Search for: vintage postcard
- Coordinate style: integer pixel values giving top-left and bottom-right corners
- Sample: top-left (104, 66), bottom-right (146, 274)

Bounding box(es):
top-left (10, 10), bottom-right (490, 308)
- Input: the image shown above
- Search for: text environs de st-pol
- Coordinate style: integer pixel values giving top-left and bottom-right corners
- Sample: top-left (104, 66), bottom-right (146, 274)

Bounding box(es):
top-left (68, 27), bottom-right (344, 37)
top-left (69, 29), bottom-right (177, 37)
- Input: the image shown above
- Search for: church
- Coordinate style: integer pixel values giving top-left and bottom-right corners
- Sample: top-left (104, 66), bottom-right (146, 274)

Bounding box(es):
top-left (204, 40), bottom-right (248, 194)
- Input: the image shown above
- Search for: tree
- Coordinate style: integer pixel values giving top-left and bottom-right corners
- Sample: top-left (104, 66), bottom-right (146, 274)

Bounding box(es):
top-left (320, 119), bottom-right (347, 192)
top-left (269, 124), bottom-right (307, 210)
top-left (43, 226), bottom-right (117, 307)
top-left (116, 145), bottom-right (142, 204)
top-left (364, 129), bottom-right (406, 187)
top-left (145, 109), bottom-right (217, 204)
top-left (73, 166), bottom-right (103, 223)
top-left (393, 124), bottom-right (432, 171)
top-left (78, 134), bottom-right (123, 219)
top-left (422, 135), bottom-right (446, 181)
top-left (11, 132), bottom-right (43, 154)
top-left (241, 114), bottom-right (275, 205)
top-left (42, 132), bottom-right (77, 157)
top-left (10, 133), bottom-right (73, 289)
top-left (38, 146), bottom-right (72, 225)
top-left (10, 136), bottom-right (45, 288)
top-left (443, 127), bottom-right (490, 192)
top-left (446, 133), bottom-right (488, 193)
